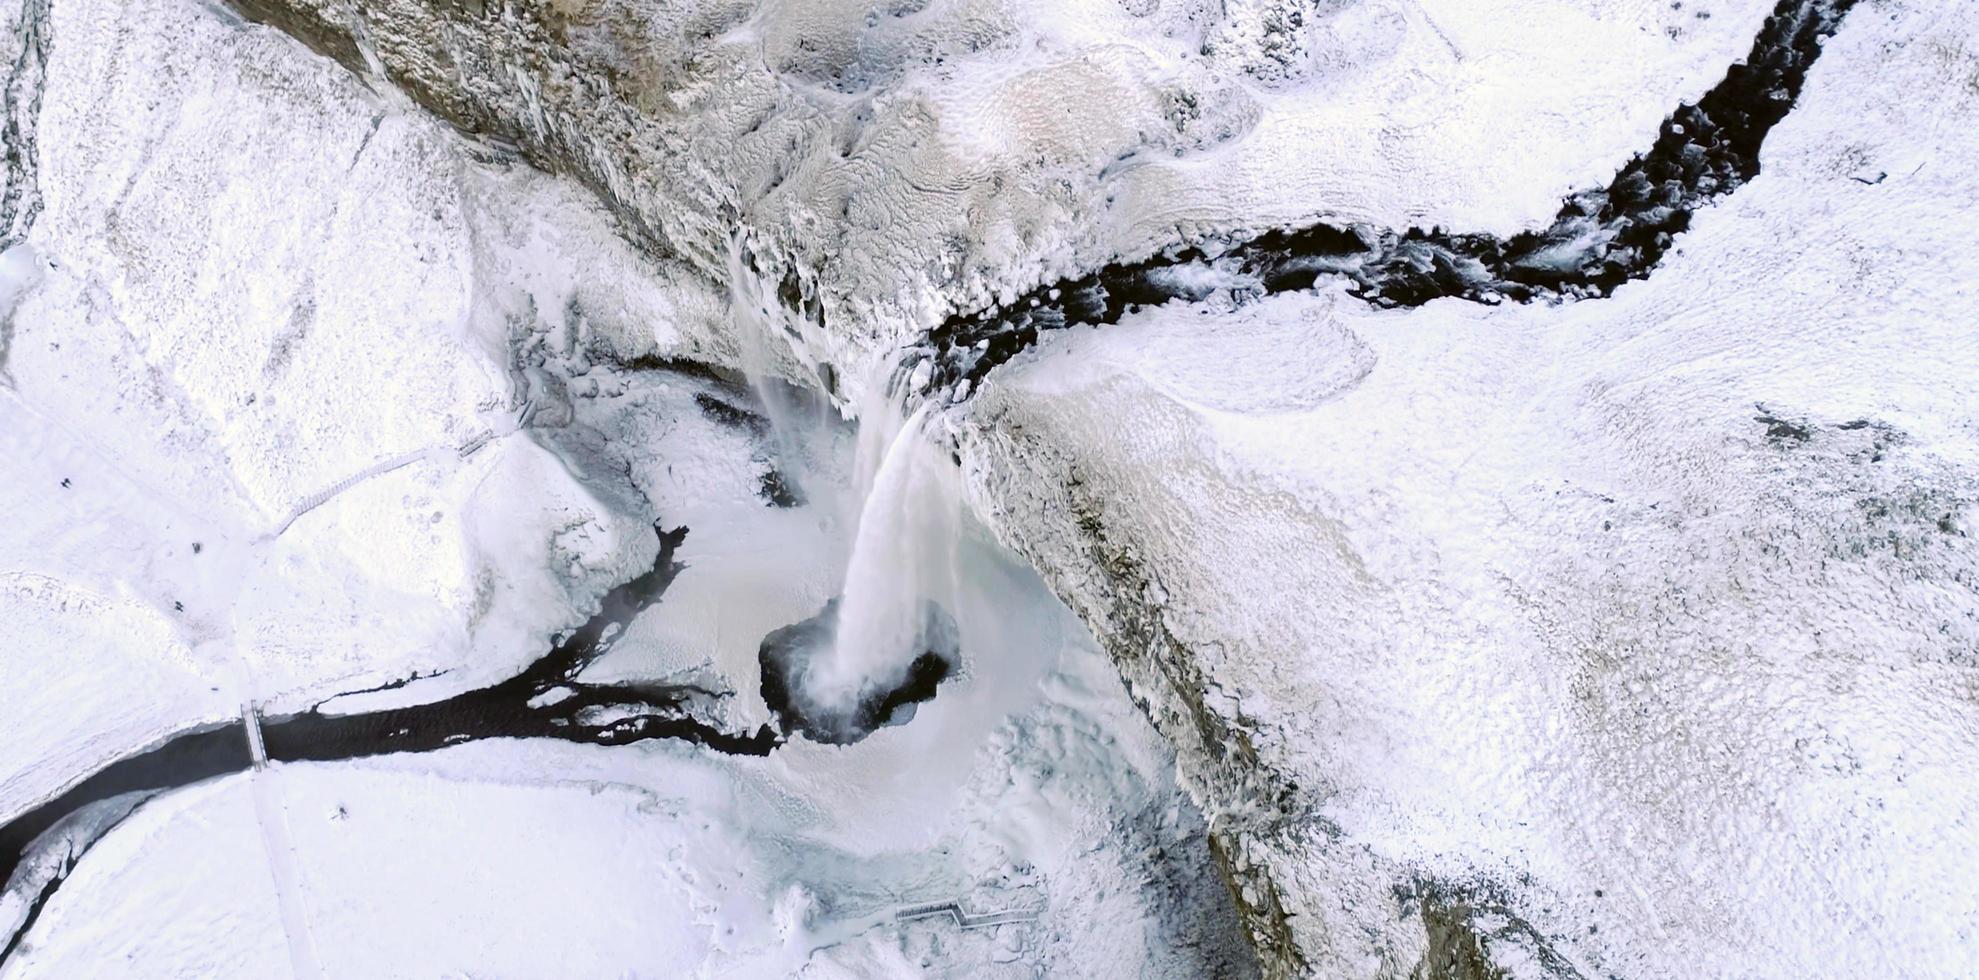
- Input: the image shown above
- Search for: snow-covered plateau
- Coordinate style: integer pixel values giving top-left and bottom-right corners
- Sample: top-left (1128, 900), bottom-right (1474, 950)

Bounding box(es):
top-left (1, 0), bottom-right (1974, 975)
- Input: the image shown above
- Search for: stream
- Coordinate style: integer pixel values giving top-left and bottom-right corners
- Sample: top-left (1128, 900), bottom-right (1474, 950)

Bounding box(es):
top-left (0, 523), bottom-right (865, 966)
top-left (905, 0), bottom-right (1860, 394)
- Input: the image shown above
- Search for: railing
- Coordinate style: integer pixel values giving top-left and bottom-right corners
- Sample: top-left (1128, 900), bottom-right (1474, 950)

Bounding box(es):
top-left (894, 900), bottom-right (1039, 929)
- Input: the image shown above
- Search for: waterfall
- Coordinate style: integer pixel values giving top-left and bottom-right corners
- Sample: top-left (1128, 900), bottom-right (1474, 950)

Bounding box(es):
top-left (724, 235), bottom-right (824, 496)
top-left (722, 235), bottom-right (965, 724)
top-left (804, 396), bottom-right (963, 715)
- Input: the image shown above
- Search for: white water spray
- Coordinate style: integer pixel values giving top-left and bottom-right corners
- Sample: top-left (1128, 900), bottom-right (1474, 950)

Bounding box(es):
top-left (725, 235), bottom-right (826, 495)
top-left (807, 395), bottom-right (964, 713)
top-left (721, 236), bottom-right (967, 720)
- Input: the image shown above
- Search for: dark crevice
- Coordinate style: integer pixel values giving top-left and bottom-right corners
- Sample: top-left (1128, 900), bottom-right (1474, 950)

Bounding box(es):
top-left (907, 0), bottom-right (1857, 396)
top-left (0, 522), bottom-right (780, 951)
top-left (694, 391), bottom-right (770, 437)
top-left (688, 392), bottom-right (808, 506)
top-left (309, 667), bottom-right (454, 707)
top-left (614, 353), bottom-right (753, 394)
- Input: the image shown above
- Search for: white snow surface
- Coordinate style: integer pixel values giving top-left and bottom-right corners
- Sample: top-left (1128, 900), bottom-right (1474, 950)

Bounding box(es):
top-left (3, 0), bottom-right (736, 734)
top-left (4, 0), bottom-right (1977, 975)
top-left (4, 630), bottom-right (1249, 978)
top-left (0, 0), bottom-right (1251, 974)
top-left (732, 0), bottom-right (1788, 379)
top-left (248, 0), bottom-right (1783, 395)
top-left (951, 0), bottom-right (1979, 975)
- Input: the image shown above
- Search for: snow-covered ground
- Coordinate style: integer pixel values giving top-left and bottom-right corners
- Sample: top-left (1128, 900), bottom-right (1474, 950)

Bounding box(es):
top-left (4, 592), bottom-right (1252, 978)
top-left (235, 0), bottom-right (1789, 395)
top-left (2, 0), bottom-right (715, 719)
top-left (0, 0), bottom-right (1251, 974)
top-left (5, 0), bottom-right (1976, 974)
top-left (952, 0), bottom-right (1979, 974)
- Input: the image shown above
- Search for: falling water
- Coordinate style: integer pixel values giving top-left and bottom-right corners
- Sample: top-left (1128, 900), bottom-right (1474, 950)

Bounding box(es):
top-left (804, 395), bottom-right (964, 715)
top-left (725, 236), bottom-right (826, 497)
top-left (723, 236), bottom-right (966, 724)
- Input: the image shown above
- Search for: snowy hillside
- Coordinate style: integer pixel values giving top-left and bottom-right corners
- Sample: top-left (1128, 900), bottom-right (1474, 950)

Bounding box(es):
top-left (2, 0), bottom-right (1973, 976)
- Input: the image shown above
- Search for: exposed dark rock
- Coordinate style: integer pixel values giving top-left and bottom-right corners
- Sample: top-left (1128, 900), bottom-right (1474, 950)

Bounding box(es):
top-left (757, 467), bottom-right (804, 508)
top-left (694, 391), bottom-right (770, 437)
top-left (1756, 408), bottom-right (1813, 444)
top-left (757, 598), bottom-right (958, 745)
top-left (1406, 883), bottom-right (1587, 980)
top-left (1755, 406), bottom-right (1912, 462)
top-left (224, 0), bottom-right (364, 74)
top-left (688, 390), bottom-right (808, 506)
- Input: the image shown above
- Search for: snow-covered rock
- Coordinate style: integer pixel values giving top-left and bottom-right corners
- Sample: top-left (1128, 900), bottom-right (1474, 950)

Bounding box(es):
top-left (1, 1), bottom-right (1253, 975)
top-left (1, 0), bottom-right (741, 721)
top-left (951, 1), bottom-right (1979, 974)
top-left (5, 0), bottom-right (1976, 974)
top-left (212, 0), bottom-right (1785, 395)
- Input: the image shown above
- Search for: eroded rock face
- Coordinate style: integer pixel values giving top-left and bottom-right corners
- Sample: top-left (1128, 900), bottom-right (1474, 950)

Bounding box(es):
top-left (0, 0), bottom-right (48, 250)
top-left (210, 0), bottom-right (1787, 397)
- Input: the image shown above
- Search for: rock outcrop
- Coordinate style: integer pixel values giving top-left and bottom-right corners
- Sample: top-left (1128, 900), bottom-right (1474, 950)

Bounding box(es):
top-left (207, 0), bottom-right (1791, 396)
